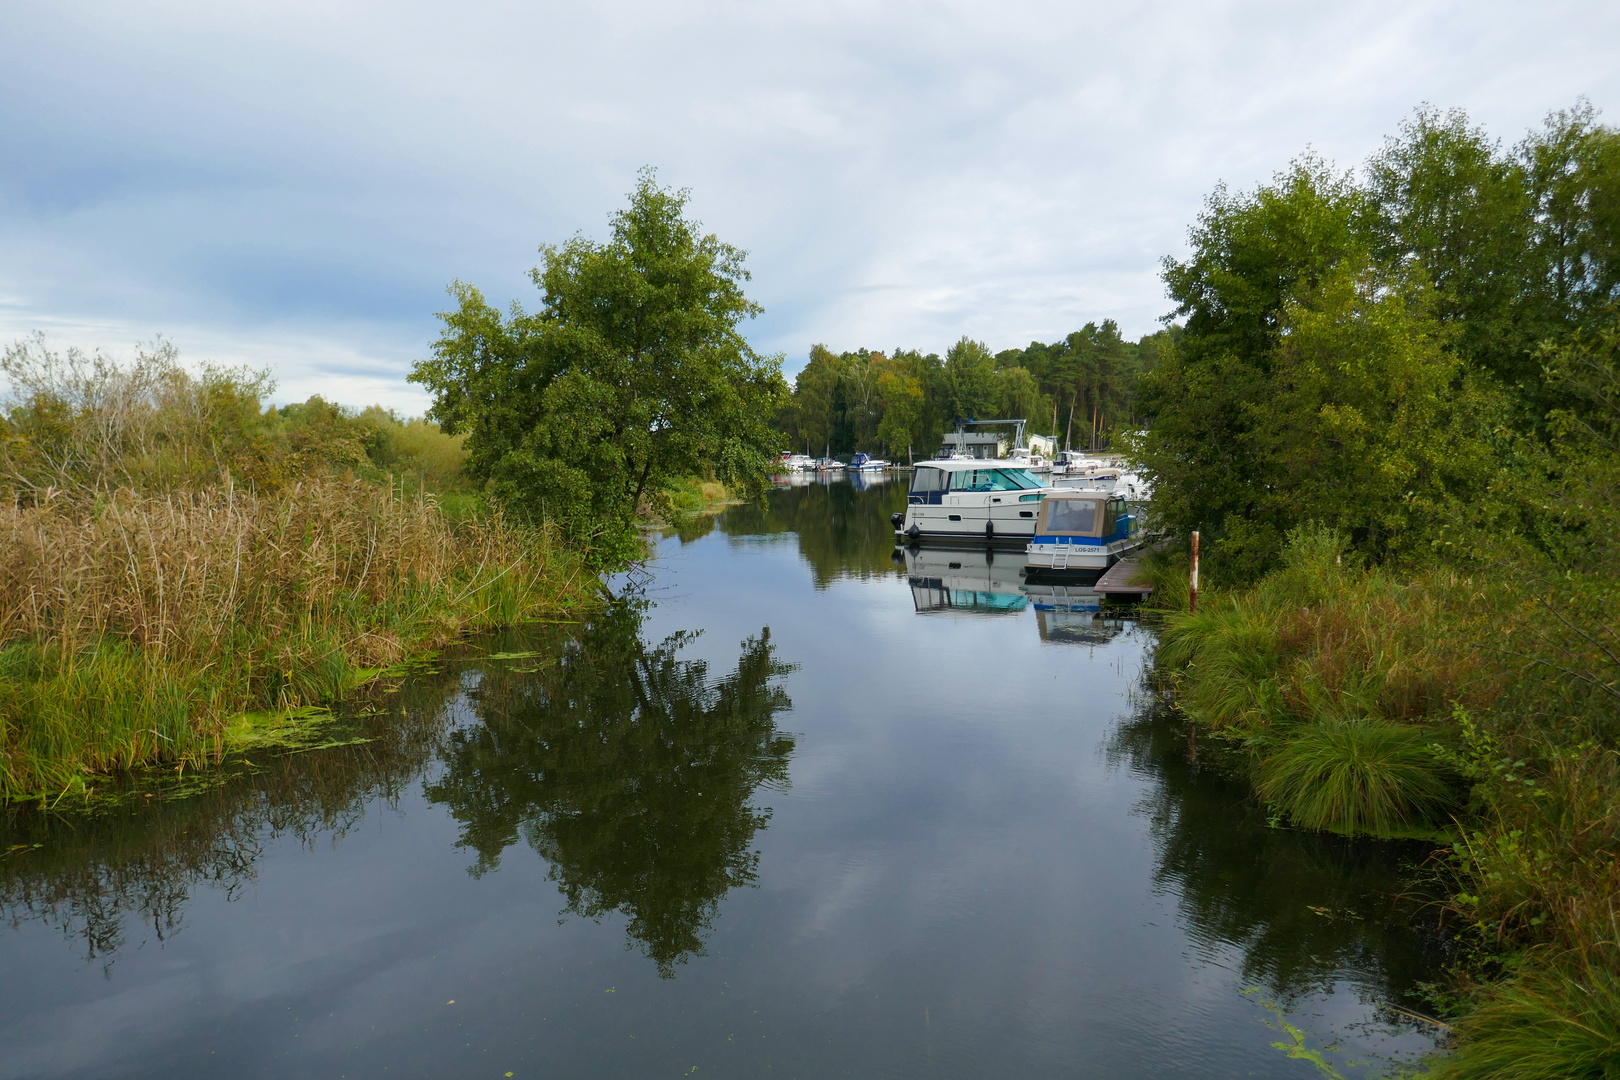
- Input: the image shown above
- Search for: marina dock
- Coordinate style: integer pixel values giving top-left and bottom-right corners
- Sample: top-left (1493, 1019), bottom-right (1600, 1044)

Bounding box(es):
top-left (1095, 557), bottom-right (1153, 600)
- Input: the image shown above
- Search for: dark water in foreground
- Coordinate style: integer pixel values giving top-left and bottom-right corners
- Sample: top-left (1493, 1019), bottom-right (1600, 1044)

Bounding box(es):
top-left (0, 475), bottom-right (1449, 1079)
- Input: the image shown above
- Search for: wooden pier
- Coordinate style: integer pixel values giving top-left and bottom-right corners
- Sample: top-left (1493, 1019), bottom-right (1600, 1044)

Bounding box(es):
top-left (1096, 557), bottom-right (1153, 600)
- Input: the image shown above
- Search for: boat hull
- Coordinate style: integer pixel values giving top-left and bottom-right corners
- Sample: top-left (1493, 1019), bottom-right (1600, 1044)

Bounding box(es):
top-left (896, 491), bottom-right (1056, 547)
top-left (1023, 535), bottom-right (1146, 575)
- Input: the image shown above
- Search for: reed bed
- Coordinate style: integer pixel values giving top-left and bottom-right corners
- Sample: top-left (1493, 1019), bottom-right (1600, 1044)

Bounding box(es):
top-left (0, 479), bottom-right (598, 801)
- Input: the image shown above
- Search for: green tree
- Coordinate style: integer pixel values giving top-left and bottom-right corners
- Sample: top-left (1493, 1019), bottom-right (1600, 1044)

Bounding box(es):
top-left (1138, 157), bottom-right (1501, 573)
top-left (994, 365), bottom-right (1044, 425)
top-left (876, 368), bottom-right (925, 461)
top-left (937, 336), bottom-right (997, 422)
top-left (409, 169), bottom-right (788, 569)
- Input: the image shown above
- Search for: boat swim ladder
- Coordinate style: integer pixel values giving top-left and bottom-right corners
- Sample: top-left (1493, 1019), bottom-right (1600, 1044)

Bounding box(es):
top-left (1049, 545), bottom-right (1071, 570)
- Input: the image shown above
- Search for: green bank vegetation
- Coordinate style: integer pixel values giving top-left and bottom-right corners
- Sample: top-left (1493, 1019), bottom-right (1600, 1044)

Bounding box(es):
top-left (3, 170), bottom-right (792, 803)
top-left (1137, 102), bottom-right (1620, 1074)
top-left (0, 337), bottom-right (599, 803)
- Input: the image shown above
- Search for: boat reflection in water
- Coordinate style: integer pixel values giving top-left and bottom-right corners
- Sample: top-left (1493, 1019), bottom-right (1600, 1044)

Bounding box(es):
top-left (898, 545), bottom-right (1128, 645)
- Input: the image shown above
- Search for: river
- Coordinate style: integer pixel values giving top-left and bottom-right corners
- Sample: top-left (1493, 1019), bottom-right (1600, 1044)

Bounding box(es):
top-left (0, 473), bottom-right (1449, 1079)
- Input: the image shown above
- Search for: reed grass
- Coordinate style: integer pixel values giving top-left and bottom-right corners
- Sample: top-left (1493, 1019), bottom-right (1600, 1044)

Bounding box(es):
top-left (1147, 524), bottom-right (1620, 1071)
top-left (0, 479), bottom-right (598, 801)
top-left (1432, 939), bottom-right (1620, 1080)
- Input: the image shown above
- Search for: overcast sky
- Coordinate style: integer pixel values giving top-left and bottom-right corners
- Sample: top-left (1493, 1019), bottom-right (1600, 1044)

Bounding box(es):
top-left (3, 1), bottom-right (1618, 411)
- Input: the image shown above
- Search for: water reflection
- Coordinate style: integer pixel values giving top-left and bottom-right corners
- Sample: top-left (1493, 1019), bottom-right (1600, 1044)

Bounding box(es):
top-left (709, 474), bottom-right (909, 588)
top-left (423, 603), bottom-right (796, 976)
top-left (0, 473), bottom-right (1450, 1078)
top-left (0, 672), bottom-right (463, 963)
top-left (0, 605), bottom-right (795, 981)
top-left (1107, 692), bottom-right (1452, 1011)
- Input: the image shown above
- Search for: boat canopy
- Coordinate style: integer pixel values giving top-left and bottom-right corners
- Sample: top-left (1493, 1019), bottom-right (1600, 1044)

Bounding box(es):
top-left (1035, 491), bottom-right (1126, 539)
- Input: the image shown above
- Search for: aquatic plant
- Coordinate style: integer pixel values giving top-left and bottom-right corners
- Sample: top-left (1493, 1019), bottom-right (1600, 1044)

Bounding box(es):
top-left (1257, 719), bottom-right (1454, 836)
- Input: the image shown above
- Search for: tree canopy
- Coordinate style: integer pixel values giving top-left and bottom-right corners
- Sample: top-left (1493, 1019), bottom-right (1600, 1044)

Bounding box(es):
top-left (778, 324), bottom-right (1169, 461)
top-left (409, 169), bottom-right (788, 568)
top-left (1135, 102), bottom-right (1620, 577)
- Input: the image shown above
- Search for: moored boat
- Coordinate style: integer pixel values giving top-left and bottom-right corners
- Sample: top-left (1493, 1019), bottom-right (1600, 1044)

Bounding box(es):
top-left (1023, 489), bottom-right (1146, 575)
top-left (891, 459), bottom-right (1062, 546)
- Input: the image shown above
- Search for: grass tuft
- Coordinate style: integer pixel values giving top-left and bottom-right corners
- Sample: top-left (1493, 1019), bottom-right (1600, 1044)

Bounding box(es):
top-left (1257, 719), bottom-right (1455, 836)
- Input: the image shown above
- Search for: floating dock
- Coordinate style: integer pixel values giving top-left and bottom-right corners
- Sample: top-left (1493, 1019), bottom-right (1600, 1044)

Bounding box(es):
top-left (1095, 558), bottom-right (1153, 600)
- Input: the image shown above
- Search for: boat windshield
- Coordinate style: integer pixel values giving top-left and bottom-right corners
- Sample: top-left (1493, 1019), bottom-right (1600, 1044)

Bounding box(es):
top-left (1044, 498), bottom-right (1099, 534)
top-left (945, 468), bottom-right (1045, 492)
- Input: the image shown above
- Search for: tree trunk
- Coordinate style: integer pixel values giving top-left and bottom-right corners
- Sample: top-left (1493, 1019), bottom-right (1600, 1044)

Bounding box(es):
top-left (1065, 399), bottom-right (1075, 451)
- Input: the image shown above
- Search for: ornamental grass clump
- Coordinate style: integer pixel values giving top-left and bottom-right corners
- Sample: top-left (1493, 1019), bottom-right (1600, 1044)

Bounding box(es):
top-left (1257, 719), bottom-right (1455, 836)
top-left (1152, 525), bottom-right (1485, 836)
top-left (1433, 941), bottom-right (1620, 1080)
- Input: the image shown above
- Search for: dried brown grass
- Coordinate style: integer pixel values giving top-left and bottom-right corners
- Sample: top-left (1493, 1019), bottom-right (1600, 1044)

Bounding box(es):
top-left (0, 479), bottom-right (598, 800)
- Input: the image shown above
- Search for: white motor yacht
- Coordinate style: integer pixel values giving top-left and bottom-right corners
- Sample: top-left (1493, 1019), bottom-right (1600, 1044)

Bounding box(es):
top-left (1008, 447), bottom-right (1052, 473)
top-left (891, 459), bottom-right (1062, 545)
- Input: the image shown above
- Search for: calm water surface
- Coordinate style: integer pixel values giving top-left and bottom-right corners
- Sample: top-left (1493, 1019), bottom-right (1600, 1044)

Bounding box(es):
top-left (0, 475), bottom-right (1448, 1078)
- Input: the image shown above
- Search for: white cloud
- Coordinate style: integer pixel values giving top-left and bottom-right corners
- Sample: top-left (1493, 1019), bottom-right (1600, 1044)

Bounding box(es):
top-left (1, 0), bottom-right (1617, 394)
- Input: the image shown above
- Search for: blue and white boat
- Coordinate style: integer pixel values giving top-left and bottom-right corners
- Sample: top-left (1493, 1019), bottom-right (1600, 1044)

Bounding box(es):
top-left (849, 452), bottom-right (890, 471)
top-left (1023, 490), bottom-right (1145, 574)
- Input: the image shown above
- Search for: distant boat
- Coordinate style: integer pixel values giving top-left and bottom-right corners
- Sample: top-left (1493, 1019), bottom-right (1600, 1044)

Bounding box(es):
top-left (849, 453), bottom-right (890, 471)
top-left (815, 457), bottom-right (845, 471)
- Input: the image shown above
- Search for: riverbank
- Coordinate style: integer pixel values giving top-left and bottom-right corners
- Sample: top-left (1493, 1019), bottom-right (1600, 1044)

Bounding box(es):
top-left (1144, 530), bottom-right (1620, 1076)
top-left (0, 480), bottom-right (600, 803)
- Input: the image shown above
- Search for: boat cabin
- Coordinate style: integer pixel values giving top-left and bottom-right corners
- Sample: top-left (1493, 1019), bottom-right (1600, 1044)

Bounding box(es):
top-left (1031, 491), bottom-right (1132, 546)
top-left (907, 461), bottom-right (1046, 505)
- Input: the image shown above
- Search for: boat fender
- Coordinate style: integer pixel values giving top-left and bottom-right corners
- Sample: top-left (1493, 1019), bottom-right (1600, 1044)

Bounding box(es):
top-left (906, 524), bottom-right (921, 539)
top-left (985, 521), bottom-right (994, 539)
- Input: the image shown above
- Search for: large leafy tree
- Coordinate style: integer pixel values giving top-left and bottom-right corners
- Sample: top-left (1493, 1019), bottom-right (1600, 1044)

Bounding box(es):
top-left (1136, 156), bottom-right (1502, 573)
top-left (409, 169), bottom-right (787, 568)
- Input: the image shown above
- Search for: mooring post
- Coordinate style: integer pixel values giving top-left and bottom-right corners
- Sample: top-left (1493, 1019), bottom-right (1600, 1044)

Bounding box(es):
top-left (1189, 530), bottom-right (1200, 615)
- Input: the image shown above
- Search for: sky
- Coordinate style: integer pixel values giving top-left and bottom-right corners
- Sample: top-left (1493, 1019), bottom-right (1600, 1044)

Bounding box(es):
top-left (3, 1), bottom-right (1618, 412)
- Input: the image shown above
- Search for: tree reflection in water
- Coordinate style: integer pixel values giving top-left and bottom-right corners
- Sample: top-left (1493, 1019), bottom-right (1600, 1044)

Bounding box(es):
top-left (678, 474), bottom-right (908, 588)
top-left (1107, 689), bottom-right (1454, 1012)
top-left (0, 669), bottom-right (463, 963)
top-left (425, 602), bottom-right (796, 977)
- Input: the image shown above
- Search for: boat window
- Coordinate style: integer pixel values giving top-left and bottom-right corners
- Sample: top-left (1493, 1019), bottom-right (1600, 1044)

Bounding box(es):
top-left (1103, 498), bottom-right (1120, 535)
top-left (910, 467), bottom-right (944, 494)
top-left (946, 468), bottom-right (1045, 492)
top-left (1043, 499), bottom-right (1098, 535)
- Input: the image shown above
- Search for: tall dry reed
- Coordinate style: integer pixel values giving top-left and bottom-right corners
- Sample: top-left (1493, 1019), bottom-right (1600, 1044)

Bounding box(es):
top-left (0, 479), bottom-right (597, 800)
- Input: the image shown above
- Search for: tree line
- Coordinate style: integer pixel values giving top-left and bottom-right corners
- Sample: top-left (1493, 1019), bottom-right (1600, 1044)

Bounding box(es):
top-left (778, 324), bottom-right (1176, 462)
